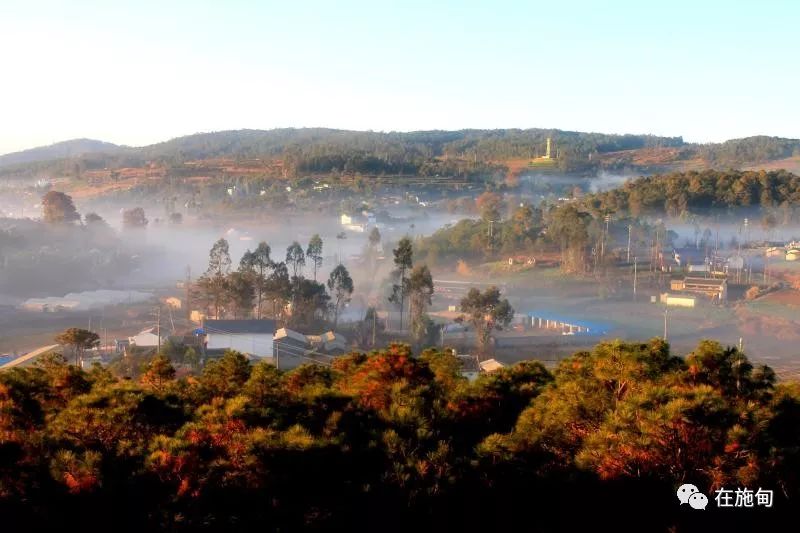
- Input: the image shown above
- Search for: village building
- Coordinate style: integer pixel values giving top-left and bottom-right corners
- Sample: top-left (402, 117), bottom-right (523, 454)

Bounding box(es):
top-left (272, 327), bottom-right (312, 368)
top-left (659, 293), bottom-right (697, 308)
top-left (203, 319), bottom-right (276, 358)
top-left (669, 277), bottom-right (727, 302)
top-left (129, 327), bottom-right (162, 348)
top-left (479, 359), bottom-right (505, 373)
top-left (308, 331), bottom-right (348, 354)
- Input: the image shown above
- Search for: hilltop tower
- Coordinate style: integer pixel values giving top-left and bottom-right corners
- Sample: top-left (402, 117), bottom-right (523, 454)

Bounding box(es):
top-left (528, 136), bottom-right (558, 169)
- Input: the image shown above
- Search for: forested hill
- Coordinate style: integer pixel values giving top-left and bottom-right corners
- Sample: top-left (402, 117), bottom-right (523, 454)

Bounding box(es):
top-left (2, 128), bottom-right (799, 179)
top-left (0, 139), bottom-right (123, 168)
top-left (584, 169), bottom-right (800, 216)
top-left (139, 128), bottom-right (684, 161)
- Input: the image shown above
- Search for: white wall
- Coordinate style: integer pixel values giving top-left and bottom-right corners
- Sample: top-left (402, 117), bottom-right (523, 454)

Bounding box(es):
top-left (666, 296), bottom-right (695, 308)
top-left (130, 332), bottom-right (161, 347)
top-left (206, 333), bottom-right (274, 357)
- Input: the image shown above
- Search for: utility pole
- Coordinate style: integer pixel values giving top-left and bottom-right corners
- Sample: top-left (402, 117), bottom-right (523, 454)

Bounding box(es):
top-left (185, 265), bottom-right (192, 323)
top-left (156, 306), bottom-right (161, 353)
top-left (168, 306), bottom-right (176, 334)
top-left (633, 257), bottom-right (638, 301)
top-left (663, 307), bottom-right (669, 341)
top-left (372, 309), bottom-right (377, 347)
top-left (743, 217), bottom-right (749, 247)
top-left (100, 309), bottom-right (106, 355)
top-left (487, 220), bottom-right (496, 253)
top-left (627, 224), bottom-right (632, 263)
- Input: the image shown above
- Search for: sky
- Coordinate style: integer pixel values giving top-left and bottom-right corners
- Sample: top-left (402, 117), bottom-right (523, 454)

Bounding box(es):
top-left (0, 0), bottom-right (798, 154)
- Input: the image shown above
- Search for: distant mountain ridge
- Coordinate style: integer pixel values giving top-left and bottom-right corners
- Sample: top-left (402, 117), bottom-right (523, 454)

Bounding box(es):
top-left (0, 138), bottom-right (123, 167)
top-left (1, 129), bottom-right (799, 177)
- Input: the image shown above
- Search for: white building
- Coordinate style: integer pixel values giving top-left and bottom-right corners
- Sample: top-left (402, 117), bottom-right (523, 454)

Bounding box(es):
top-left (340, 213), bottom-right (371, 233)
top-left (659, 293), bottom-right (697, 308)
top-left (479, 359), bottom-right (506, 373)
top-left (203, 319), bottom-right (276, 358)
top-left (129, 327), bottom-right (162, 347)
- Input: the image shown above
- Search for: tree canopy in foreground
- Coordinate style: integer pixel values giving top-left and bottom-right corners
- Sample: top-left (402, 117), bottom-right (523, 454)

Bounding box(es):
top-left (0, 339), bottom-right (797, 531)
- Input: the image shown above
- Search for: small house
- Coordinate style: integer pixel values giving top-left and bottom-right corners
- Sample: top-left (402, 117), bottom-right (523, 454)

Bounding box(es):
top-left (660, 293), bottom-right (696, 308)
top-left (479, 359), bottom-right (505, 373)
top-left (670, 277), bottom-right (727, 302)
top-left (114, 339), bottom-right (130, 353)
top-left (203, 319), bottom-right (276, 358)
top-left (319, 331), bottom-right (347, 354)
top-left (273, 328), bottom-right (312, 367)
top-left (306, 331), bottom-right (347, 354)
top-left (129, 327), bottom-right (162, 347)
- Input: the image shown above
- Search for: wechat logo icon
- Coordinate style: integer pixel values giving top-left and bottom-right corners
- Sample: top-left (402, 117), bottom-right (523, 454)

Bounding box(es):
top-left (677, 484), bottom-right (708, 510)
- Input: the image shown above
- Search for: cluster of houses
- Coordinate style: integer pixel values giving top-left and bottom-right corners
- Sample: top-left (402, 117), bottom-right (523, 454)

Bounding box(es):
top-left (670, 240), bottom-right (800, 275)
top-left (201, 320), bottom-right (348, 370)
top-left (659, 276), bottom-right (728, 308)
top-left (117, 319), bottom-right (508, 380)
top-left (780, 241), bottom-right (800, 262)
top-left (658, 240), bottom-right (800, 308)
top-left (340, 212), bottom-right (377, 233)
top-left (119, 319), bottom-right (348, 370)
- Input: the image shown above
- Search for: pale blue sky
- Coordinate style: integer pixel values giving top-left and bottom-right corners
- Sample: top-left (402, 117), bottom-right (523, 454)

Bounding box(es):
top-left (0, 0), bottom-right (797, 154)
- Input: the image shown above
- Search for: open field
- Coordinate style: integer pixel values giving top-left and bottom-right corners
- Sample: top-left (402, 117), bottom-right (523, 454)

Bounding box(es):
top-left (595, 146), bottom-right (708, 172)
top-left (433, 260), bottom-right (800, 378)
top-left (757, 288), bottom-right (800, 306)
top-left (743, 155), bottom-right (800, 174)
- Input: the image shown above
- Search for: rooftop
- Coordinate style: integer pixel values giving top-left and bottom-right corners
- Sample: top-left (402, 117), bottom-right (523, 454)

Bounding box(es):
top-left (683, 277), bottom-right (726, 286)
top-left (203, 319), bottom-right (277, 334)
top-left (274, 327), bottom-right (309, 344)
top-left (479, 359), bottom-right (505, 373)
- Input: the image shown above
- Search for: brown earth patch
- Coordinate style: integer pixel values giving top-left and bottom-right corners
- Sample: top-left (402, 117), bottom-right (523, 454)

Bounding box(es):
top-left (759, 289), bottom-right (800, 306)
top-left (734, 306), bottom-right (800, 342)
